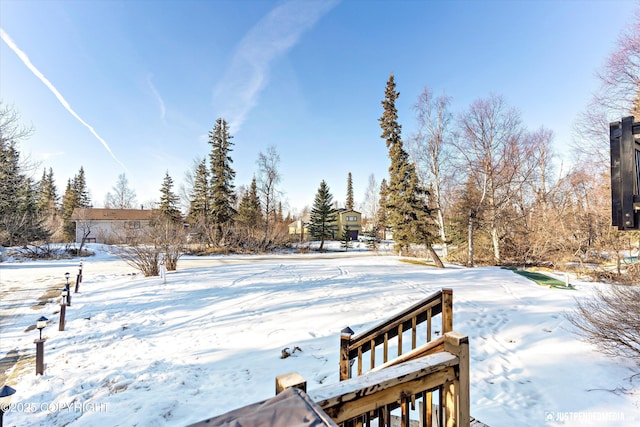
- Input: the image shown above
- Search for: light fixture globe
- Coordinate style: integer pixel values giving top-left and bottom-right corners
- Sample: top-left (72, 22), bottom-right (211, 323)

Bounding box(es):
top-left (36, 316), bottom-right (48, 340)
top-left (0, 384), bottom-right (16, 413)
top-left (36, 316), bottom-right (48, 330)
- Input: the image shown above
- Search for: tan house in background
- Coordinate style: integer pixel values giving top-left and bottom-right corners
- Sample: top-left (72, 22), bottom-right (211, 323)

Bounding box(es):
top-left (335, 209), bottom-right (361, 240)
top-left (70, 208), bottom-right (155, 243)
top-left (288, 209), bottom-right (362, 241)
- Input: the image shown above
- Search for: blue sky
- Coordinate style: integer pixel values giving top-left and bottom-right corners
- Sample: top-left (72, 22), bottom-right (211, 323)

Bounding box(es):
top-left (1, 0), bottom-right (637, 214)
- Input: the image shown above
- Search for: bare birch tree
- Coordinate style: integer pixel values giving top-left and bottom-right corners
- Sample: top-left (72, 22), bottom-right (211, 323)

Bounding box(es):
top-left (455, 94), bottom-right (524, 264)
top-left (361, 174), bottom-right (379, 234)
top-left (104, 173), bottom-right (137, 209)
top-left (408, 86), bottom-right (453, 259)
top-left (257, 146), bottom-right (282, 242)
top-left (573, 7), bottom-right (640, 169)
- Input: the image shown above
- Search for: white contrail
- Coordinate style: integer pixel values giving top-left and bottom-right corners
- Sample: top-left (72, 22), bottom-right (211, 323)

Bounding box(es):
top-left (213, 0), bottom-right (340, 131)
top-left (147, 74), bottom-right (166, 123)
top-left (0, 28), bottom-right (127, 171)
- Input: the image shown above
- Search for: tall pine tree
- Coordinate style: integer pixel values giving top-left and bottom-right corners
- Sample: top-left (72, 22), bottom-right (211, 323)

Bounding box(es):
top-left (158, 171), bottom-right (181, 222)
top-left (208, 118), bottom-right (236, 241)
top-left (309, 180), bottom-right (337, 251)
top-left (379, 73), bottom-right (441, 265)
top-left (37, 168), bottom-right (58, 213)
top-left (74, 167), bottom-right (91, 208)
top-left (236, 177), bottom-right (262, 229)
top-left (377, 178), bottom-right (389, 240)
top-left (61, 167), bottom-right (92, 242)
top-left (62, 179), bottom-right (78, 242)
top-left (346, 172), bottom-right (354, 211)
top-left (0, 104), bottom-right (48, 245)
top-left (187, 158), bottom-right (210, 225)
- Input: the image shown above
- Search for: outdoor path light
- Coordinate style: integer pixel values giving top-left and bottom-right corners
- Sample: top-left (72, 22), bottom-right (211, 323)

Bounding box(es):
top-left (0, 385), bottom-right (16, 427)
top-left (35, 317), bottom-right (48, 375)
top-left (75, 260), bottom-right (83, 293)
top-left (59, 288), bottom-right (67, 331)
top-left (64, 272), bottom-right (71, 306)
top-left (36, 316), bottom-right (47, 340)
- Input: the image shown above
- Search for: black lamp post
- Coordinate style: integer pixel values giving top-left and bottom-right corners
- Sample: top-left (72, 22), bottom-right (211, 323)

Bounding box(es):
top-left (59, 288), bottom-right (67, 331)
top-left (0, 385), bottom-right (16, 427)
top-left (64, 272), bottom-right (71, 306)
top-left (75, 260), bottom-right (83, 293)
top-left (35, 317), bottom-right (48, 375)
top-left (36, 316), bottom-right (47, 340)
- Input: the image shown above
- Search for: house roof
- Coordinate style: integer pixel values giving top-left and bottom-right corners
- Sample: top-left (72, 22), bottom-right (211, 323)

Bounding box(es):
top-left (70, 208), bottom-right (156, 221)
top-left (336, 209), bottom-right (361, 214)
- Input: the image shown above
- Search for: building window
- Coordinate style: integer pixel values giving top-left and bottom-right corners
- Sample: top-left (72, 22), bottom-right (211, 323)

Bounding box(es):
top-left (125, 221), bottom-right (141, 229)
top-left (346, 216), bottom-right (358, 222)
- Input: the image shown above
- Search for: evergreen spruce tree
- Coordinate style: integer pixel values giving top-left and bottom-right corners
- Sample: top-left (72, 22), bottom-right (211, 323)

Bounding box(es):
top-left (0, 107), bottom-right (49, 246)
top-left (377, 178), bottom-right (389, 240)
top-left (346, 172), bottom-right (354, 211)
top-left (37, 168), bottom-right (58, 213)
top-left (236, 178), bottom-right (262, 229)
top-left (158, 171), bottom-right (181, 222)
top-left (340, 224), bottom-right (352, 251)
top-left (208, 118), bottom-right (236, 240)
top-left (62, 179), bottom-right (78, 241)
top-left (0, 134), bottom-right (23, 245)
top-left (73, 167), bottom-right (91, 208)
top-left (309, 180), bottom-right (337, 251)
top-left (61, 167), bottom-right (92, 242)
top-left (17, 177), bottom-right (48, 244)
top-left (187, 158), bottom-right (210, 225)
top-left (277, 201), bottom-right (283, 223)
top-left (379, 73), bottom-right (440, 263)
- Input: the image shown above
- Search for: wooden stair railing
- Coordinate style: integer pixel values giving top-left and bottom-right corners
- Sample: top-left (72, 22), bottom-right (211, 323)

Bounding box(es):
top-left (277, 331), bottom-right (470, 427)
top-left (340, 288), bottom-right (453, 380)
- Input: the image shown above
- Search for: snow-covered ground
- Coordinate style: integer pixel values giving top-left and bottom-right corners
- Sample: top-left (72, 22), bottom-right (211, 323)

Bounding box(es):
top-left (0, 244), bottom-right (638, 427)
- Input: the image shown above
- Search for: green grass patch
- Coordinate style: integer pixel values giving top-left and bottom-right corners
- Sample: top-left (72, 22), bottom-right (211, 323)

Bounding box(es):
top-left (509, 269), bottom-right (566, 286)
top-left (399, 258), bottom-right (436, 267)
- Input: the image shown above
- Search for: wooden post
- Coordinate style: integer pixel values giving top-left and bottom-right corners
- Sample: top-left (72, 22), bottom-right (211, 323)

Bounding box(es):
top-left (370, 339), bottom-right (376, 371)
top-left (442, 289), bottom-right (453, 334)
top-left (34, 339), bottom-right (45, 375)
top-left (443, 378), bottom-right (456, 427)
top-left (411, 317), bottom-right (417, 349)
top-left (58, 304), bottom-right (66, 331)
top-left (383, 333), bottom-right (388, 363)
top-left (340, 327), bottom-right (354, 381)
top-left (426, 391), bottom-right (433, 427)
top-left (275, 372), bottom-right (306, 394)
top-left (444, 332), bottom-right (470, 427)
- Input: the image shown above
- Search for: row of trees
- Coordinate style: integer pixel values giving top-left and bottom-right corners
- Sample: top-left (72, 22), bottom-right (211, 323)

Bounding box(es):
top-left (363, 9), bottom-right (639, 273)
top-left (2, 8), bottom-right (637, 271)
top-left (0, 103), bottom-right (90, 248)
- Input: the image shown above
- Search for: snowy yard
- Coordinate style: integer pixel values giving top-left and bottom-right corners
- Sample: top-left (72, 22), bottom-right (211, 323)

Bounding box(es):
top-left (0, 245), bottom-right (638, 426)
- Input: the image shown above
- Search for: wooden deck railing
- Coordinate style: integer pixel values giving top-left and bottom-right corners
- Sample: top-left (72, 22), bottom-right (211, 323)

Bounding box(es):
top-left (340, 288), bottom-right (453, 380)
top-left (272, 288), bottom-right (471, 426)
top-left (277, 331), bottom-right (470, 427)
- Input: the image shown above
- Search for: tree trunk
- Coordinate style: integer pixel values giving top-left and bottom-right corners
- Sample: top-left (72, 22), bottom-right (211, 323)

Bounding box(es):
top-left (467, 210), bottom-right (475, 267)
top-left (426, 245), bottom-right (445, 268)
top-left (491, 225), bottom-right (501, 265)
top-left (436, 206), bottom-right (448, 259)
